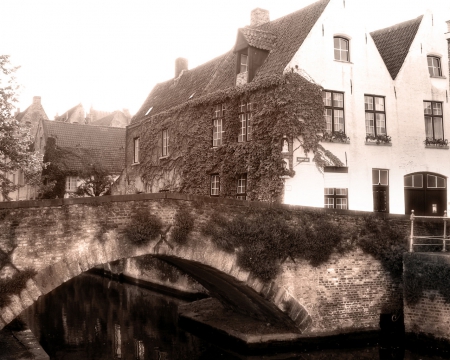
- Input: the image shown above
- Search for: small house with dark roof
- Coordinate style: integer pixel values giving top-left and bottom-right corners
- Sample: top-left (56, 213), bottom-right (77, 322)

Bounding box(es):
top-left (35, 119), bottom-right (125, 198)
top-left (123, 0), bottom-right (450, 216)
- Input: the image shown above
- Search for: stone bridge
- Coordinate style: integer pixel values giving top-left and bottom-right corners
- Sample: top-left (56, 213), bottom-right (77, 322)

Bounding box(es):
top-left (0, 193), bottom-right (404, 335)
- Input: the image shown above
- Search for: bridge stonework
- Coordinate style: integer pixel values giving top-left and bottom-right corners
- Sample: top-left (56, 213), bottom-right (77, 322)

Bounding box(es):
top-left (0, 193), bottom-right (404, 335)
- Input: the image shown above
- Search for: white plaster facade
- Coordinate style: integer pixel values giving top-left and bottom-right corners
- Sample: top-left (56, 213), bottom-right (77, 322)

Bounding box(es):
top-left (283, 0), bottom-right (450, 215)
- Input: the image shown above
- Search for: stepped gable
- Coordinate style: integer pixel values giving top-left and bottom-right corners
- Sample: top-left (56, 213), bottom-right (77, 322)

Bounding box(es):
top-left (371, 15), bottom-right (423, 80)
top-left (42, 120), bottom-right (125, 173)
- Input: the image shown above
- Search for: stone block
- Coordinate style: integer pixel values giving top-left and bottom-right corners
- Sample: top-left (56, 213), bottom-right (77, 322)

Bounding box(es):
top-left (273, 287), bottom-right (287, 306)
top-left (0, 306), bottom-right (16, 325)
top-left (19, 289), bottom-right (35, 309)
top-left (7, 295), bottom-right (24, 316)
top-left (25, 279), bottom-right (42, 301)
top-left (64, 258), bottom-right (82, 279)
top-left (34, 265), bottom-right (64, 295)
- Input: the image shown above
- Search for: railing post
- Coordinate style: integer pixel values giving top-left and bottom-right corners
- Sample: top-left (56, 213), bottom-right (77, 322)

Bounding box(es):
top-left (443, 210), bottom-right (447, 252)
top-left (409, 210), bottom-right (415, 252)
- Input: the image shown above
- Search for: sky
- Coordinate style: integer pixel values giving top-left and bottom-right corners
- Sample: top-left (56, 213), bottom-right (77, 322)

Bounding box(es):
top-left (1, 0), bottom-right (449, 120)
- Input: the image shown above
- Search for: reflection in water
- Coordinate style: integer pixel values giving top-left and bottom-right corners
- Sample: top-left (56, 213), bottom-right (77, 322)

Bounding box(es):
top-left (20, 273), bottom-right (447, 360)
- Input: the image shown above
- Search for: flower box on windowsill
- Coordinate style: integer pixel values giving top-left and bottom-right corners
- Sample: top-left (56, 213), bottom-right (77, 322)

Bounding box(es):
top-left (321, 131), bottom-right (350, 144)
top-left (424, 138), bottom-right (448, 149)
top-left (365, 134), bottom-right (392, 145)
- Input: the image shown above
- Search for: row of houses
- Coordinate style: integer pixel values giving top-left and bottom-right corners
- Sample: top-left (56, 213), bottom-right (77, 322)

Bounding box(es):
top-left (4, 0), bottom-right (450, 217)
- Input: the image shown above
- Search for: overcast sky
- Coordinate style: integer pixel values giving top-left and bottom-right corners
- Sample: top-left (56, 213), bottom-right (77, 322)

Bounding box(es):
top-left (1, 0), bottom-right (449, 119)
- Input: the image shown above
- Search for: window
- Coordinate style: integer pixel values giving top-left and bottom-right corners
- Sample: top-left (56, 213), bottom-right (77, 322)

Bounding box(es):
top-left (324, 188), bottom-right (348, 209)
top-left (237, 174), bottom-right (247, 200)
top-left (240, 54), bottom-right (248, 73)
top-left (162, 129), bottom-right (169, 156)
top-left (213, 104), bottom-right (225, 147)
top-left (323, 90), bottom-right (345, 133)
top-left (334, 37), bottom-right (349, 61)
top-left (427, 56), bottom-right (442, 77)
top-left (238, 102), bottom-right (253, 142)
top-left (65, 176), bottom-right (78, 192)
top-left (424, 101), bottom-right (443, 140)
top-left (133, 137), bottom-right (140, 163)
top-left (372, 169), bottom-right (389, 213)
top-left (365, 95), bottom-right (386, 136)
top-left (210, 175), bottom-right (220, 196)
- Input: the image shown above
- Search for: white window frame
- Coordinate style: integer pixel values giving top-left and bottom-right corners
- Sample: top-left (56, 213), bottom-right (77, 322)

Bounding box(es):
top-left (334, 37), bottom-right (349, 62)
top-left (238, 102), bottom-right (253, 142)
top-left (213, 104), bottom-right (225, 147)
top-left (210, 174), bottom-right (220, 196)
top-left (133, 137), bottom-right (140, 163)
top-left (427, 56), bottom-right (442, 77)
top-left (162, 129), bottom-right (169, 157)
top-left (237, 174), bottom-right (247, 200)
top-left (65, 176), bottom-right (78, 192)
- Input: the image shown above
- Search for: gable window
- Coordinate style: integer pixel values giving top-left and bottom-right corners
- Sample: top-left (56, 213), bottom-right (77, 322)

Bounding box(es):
top-left (237, 174), bottom-right (247, 200)
top-left (323, 90), bottom-right (345, 133)
top-left (240, 54), bottom-right (248, 73)
top-left (427, 56), bottom-right (442, 77)
top-left (334, 37), bottom-right (349, 61)
top-left (324, 188), bottom-right (348, 209)
top-left (365, 95), bottom-right (386, 136)
top-left (213, 104), bottom-right (225, 147)
top-left (162, 129), bottom-right (169, 156)
top-left (424, 101), bottom-right (443, 140)
top-left (372, 169), bottom-right (389, 213)
top-left (133, 137), bottom-right (140, 163)
top-left (210, 174), bottom-right (220, 196)
top-left (238, 102), bottom-right (253, 142)
top-left (65, 176), bottom-right (78, 192)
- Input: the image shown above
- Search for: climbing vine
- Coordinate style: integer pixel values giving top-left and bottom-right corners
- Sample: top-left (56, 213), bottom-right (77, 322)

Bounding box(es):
top-left (137, 71), bottom-right (341, 201)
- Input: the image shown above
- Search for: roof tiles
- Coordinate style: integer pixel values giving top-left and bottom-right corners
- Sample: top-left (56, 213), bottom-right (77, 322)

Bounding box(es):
top-left (370, 15), bottom-right (423, 80)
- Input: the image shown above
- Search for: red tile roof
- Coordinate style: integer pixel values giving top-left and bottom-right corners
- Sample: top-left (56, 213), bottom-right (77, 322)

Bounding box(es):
top-left (42, 120), bottom-right (125, 173)
top-left (131, 0), bottom-right (330, 125)
top-left (370, 15), bottom-right (423, 80)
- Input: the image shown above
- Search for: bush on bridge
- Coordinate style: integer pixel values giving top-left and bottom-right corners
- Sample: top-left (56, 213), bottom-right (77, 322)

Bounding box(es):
top-left (124, 209), bottom-right (163, 245)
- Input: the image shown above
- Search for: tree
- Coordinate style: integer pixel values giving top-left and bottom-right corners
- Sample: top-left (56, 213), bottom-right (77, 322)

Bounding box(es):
top-left (0, 55), bottom-right (44, 200)
top-left (75, 162), bottom-right (115, 197)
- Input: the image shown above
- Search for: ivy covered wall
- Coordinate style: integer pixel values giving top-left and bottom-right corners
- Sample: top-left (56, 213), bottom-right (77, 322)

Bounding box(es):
top-left (124, 72), bottom-right (342, 201)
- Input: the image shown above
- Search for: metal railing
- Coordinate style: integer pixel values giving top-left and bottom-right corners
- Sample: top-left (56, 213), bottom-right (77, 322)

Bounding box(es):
top-left (409, 210), bottom-right (448, 252)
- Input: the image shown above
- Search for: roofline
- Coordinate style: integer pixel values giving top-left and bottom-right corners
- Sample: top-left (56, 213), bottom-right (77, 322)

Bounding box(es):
top-left (42, 119), bottom-right (125, 131)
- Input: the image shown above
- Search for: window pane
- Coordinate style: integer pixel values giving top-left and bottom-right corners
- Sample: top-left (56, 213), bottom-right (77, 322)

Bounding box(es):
top-left (437, 176), bottom-right (446, 188)
top-left (237, 175), bottom-right (246, 194)
top-left (323, 92), bottom-right (332, 106)
top-left (428, 175), bottom-right (437, 188)
top-left (404, 175), bottom-right (412, 187)
top-left (375, 97), bottom-right (384, 111)
top-left (336, 198), bottom-right (347, 209)
top-left (376, 114), bottom-right (386, 135)
top-left (324, 198), bottom-right (334, 208)
top-left (333, 93), bottom-right (343, 107)
top-left (372, 170), bottom-right (379, 185)
top-left (424, 117), bottom-right (433, 138)
top-left (211, 175), bottom-right (219, 196)
top-left (413, 174), bottom-right (423, 188)
top-left (324, 109), bottom-right (332, 132)
top-left (336, 188), bottom-right (347, 195)
top-left (324, 188), bottom-right (334, 195)
top-left (380, 170), bottom-right (388, 185)
top-left (240, 54), bottom-right (248, 73)
top-left (238, 114), bottom-right (246, 142)
top-left (433, 117), bottom-right (443, 139)
top-left (213, 119), bottom-right (222, 147)
top-left (334, 110), bottom-right (344, 132)
top-left (365, 113), bottom-right (374, 135)
top-left (247, 113), bottom-right (252, 140)
top-left (424, 102), bottom-right (432, 115)
top-left (433, 102), bottom-right (442, 115)
top-left (364, 96), bottom-right (373, 110)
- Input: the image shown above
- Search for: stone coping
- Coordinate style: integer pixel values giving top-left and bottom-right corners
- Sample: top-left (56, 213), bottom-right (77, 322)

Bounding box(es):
top-left (0, 192), bottom-right (410, 220)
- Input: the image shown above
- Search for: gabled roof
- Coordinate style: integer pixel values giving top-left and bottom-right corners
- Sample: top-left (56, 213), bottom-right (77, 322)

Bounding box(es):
top-left (55, 103), bottom-right (84, 123)
top-left (235, 28), bottom-right (277, 52)
top-left (131, 0), bottom-right (330, 125)
top-left (15, 108), bottom-right (29, 121)
top-left (370, 15), bottom-right (423, 80)
top-left (42, 120), bottom-right (125, 173)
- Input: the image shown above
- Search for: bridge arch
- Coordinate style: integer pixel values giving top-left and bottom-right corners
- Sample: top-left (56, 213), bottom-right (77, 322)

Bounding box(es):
top-left (0, 228), bottom-right (311, 333)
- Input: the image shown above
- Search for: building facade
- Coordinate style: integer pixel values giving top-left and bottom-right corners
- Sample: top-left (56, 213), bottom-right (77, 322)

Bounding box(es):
top-left (122, 0), bottom-right (450, 216)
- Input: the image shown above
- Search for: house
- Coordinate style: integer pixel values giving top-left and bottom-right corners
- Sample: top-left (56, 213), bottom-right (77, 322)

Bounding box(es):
top-left (120, 0), bottom-right (450, 216)
top-left (89, 110), bottom-right (131, 128)
top-left (35, 120), bottom-right (126, 198)
top-left (0, 96), bottom-right (49, 201)
top-left (54, 103), bottom-right (85, 124)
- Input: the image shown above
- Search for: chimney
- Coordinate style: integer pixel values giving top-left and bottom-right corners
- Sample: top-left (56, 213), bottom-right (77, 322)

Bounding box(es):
top-left (33, 96), bottom-right (41, 105)
top-left (250, 8), bottom-right (270, 27)
top-left (175, 57), bottom-right (188, 78)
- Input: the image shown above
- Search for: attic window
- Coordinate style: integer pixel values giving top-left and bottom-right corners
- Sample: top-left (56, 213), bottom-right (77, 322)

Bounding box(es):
top-left (334, 37), bottom-right (349, 62)
top-left (427, 56), bottom-right (442, 77)
top-left (240, 54), bottom-right (248, 73)
top-left (189, 93), bottom-right (195, 99)
top-left (145, 107), bottom-right (153, 116)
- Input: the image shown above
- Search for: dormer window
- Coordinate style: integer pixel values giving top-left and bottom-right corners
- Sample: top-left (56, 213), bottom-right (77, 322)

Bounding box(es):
top-left (240, 54), bottom-right (248, 73)
top-left (334, 37), bottom-right (349, 62)
top-left (427, 56), bottom-right (442, 77)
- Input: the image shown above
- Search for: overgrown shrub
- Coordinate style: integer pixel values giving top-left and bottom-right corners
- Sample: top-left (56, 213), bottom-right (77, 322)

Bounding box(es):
top-left (171, 208), bottom-right (194, 245)
top-left (123, 209), bottom-right (163, 245)
top-left (0, 268), bottom-right (37, 308)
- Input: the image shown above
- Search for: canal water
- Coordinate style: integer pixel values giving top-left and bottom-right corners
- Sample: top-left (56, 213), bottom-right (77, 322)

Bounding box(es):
top-left (20, 272), bottom-right (447, 360)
